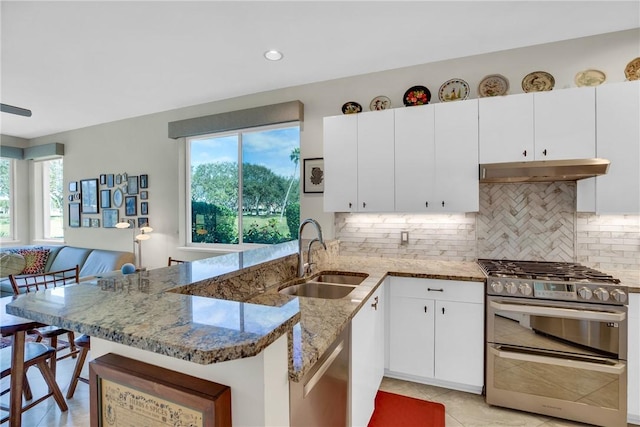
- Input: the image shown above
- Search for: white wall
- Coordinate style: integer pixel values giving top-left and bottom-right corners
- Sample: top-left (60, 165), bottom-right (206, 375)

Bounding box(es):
top-left (20, 28), bottom-right (640, 268)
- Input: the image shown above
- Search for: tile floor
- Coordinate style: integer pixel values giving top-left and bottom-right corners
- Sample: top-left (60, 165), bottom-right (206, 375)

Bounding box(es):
top-left (1, 355), bottom-right (638, 426)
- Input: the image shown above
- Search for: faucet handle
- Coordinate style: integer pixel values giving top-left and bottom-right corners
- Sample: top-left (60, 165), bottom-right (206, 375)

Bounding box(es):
top-left (304, 262), bottom-right (316, 275)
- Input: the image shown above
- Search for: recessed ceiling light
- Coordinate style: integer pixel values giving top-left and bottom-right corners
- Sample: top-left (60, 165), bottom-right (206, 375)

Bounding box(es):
top-left (264, 50), bottom-right (283, 61)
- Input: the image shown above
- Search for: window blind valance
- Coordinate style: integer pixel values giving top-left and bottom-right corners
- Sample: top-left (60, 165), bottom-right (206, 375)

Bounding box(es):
top-left (168, 100), bottom-right (304, 139)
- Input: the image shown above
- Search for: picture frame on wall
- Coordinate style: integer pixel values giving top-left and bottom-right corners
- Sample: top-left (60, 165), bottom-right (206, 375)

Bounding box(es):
top-left (125, 196), bottom-right (137, 216)
top-left (102, 209), bottom-right (119, 228)
top-left (91, 218), bottom-right (100, 228)
top-left (115, 174), bottom-right (122, 185)
top-left (69, 181), bottom-right (77, 192)
top-left (140, 174), bottom-right (148, 189)
top-left (69, 203), bottom-right (80, 228)
top-left (100, 174), bottom-right (106, 185)
top-left (303, 158), bottom-right (325, 193)
top-left (127, 176), bottom-right (139, 195)
top-left (107, 174), bottom-right (114, 188)
top-left (140, 190), bottom-right (148, 200)
top-left (140, 202), bottom-right (148, 215)
top-left (100, 189), bottom-right (111, 208)
top-left (80, 179), bottom-right (99, 213)
top-left (138, 217), bottom-right (149, 228)
top-left (82, 218), bottom-right (91, 227)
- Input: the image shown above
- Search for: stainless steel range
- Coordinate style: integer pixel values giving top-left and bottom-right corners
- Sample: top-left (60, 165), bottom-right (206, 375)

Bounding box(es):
top-left (479, 259), bottom-right (629, 427)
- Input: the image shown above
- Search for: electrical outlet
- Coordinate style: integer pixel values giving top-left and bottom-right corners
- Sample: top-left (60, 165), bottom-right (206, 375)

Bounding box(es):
top-left (400, 231), bottom-right (409, 245)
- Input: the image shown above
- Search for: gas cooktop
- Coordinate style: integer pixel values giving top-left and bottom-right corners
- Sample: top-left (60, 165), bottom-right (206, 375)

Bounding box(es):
top-left (477, 259), bottom-right (620, 284)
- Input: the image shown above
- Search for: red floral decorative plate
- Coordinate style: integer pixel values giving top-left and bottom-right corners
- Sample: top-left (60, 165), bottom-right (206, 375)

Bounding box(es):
top-left (403, 85), bottom-right (431, 106)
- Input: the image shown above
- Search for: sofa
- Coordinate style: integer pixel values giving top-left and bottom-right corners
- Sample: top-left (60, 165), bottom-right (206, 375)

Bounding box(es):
top-left (0, 245), bottom-right (135, 297)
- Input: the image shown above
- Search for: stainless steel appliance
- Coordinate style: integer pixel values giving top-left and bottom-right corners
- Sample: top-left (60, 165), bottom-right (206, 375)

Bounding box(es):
top-left (480, 259), bottom-right (629, 427)
top-left (289, 327), bottom-right (349, 427)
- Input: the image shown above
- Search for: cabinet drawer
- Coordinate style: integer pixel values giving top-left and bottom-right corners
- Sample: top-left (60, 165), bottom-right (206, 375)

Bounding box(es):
top-left (389, 277), bottom-right (484, 303)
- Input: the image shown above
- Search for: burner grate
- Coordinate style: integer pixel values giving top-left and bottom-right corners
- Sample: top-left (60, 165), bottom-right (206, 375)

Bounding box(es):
top-left (477, 259), bottom-right (620, 283)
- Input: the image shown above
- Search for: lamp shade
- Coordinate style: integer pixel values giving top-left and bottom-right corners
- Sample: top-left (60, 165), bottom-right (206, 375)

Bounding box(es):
top-left (115, 221), bottom-right (132, 229)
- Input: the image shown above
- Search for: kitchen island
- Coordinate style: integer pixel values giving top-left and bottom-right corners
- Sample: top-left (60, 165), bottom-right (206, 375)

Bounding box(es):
top-left (5, 240), bottom-right (487, 426)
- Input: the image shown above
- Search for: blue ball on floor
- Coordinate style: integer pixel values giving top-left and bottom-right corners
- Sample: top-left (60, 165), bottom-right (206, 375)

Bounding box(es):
top-left (121, 263), bottom-right (136, 275)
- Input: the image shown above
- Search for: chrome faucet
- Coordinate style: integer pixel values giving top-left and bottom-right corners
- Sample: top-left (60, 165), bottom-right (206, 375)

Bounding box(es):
top-left (298, 218), bottom-right (326, 277)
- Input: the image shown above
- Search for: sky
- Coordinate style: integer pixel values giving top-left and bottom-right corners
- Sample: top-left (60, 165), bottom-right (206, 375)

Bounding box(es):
top-left (190, 126), bottom-right (300, 178)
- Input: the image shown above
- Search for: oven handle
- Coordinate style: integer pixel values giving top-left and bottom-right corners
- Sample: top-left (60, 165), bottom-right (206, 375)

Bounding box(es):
top-left (489, 345), bottom-right (625, 375)
top-left (489, 300), bottom-right (626, 322)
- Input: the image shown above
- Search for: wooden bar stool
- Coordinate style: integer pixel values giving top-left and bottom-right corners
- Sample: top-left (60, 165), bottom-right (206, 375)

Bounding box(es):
top-left (66, 335), bottom-right (90, 399)
top-left (0, 342), bottom-right (68, 424)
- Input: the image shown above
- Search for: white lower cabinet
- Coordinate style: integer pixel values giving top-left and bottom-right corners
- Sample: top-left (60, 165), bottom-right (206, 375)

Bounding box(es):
top-left (351, 281), bottom-right (385, 427)
top-left (387, 277), bottom-right (484, 393)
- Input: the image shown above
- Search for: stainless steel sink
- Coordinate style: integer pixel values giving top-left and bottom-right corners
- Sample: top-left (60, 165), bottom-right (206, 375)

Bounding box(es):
top-left (308, 273), bottom-right (367, 286)
top-left (278, 272), bottom-right (368, 299)
top-left (279, 282), bottom-right (356, 299)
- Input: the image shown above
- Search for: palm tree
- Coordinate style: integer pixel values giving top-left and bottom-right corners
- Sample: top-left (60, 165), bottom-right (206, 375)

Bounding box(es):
top-left (281, 147), bottom-right (300, 219)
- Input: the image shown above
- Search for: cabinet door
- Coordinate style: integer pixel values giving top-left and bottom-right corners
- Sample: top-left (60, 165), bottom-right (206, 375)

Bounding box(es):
top-left (534, 87), bottom-right (596, 160)
top-left (351, 284), bottom-right (385, 427)
top-left (595, 81), bottom-right (640, 213)
top-left (434, 100), bottom-right (479, 212)
top-left (434, 300), bottom-right (484, 387)
top-left (323, 115), bottom-right (357, 212)
top-left (394, 105), bottom-right (436, 211)
top-left (479, 93), bottom-right (534, 163)
top-left (357, 110), bottom-right (395, 212)
top-left (388, 296), bottom-right (435, 378)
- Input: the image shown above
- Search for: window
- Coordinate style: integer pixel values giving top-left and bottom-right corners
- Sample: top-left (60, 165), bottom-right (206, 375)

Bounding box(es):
top-left (188, 124), bottom-right (300, 246)
top-left (0, 158), bottom-right (15, 241)
top-left (39, 158), bottom-right (64, 240)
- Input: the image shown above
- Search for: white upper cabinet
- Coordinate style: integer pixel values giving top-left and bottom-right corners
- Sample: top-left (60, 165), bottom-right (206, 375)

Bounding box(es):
top-left (533, 87), bottom-right (596, 160)
top-left (394, 100), bottom-right (479, 213)
top-left (394, 104), bottom-right (436, 211)
top-left (357, 109), bottom-right (395, 212)
top-left (479, 87), bottom-right (596, 163)
top-left (323, 114), bottom-right (358, 212)
top-left (479, 93), bottom-right (534, 163)
top-left (584, 81), bottom-right (640, 214)
top-left (433, 100), bottom-right (479, 212)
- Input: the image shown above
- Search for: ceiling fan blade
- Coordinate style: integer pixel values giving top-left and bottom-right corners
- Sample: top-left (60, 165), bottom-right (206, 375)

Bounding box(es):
top-left (1, 103), bottom-right (32, 117)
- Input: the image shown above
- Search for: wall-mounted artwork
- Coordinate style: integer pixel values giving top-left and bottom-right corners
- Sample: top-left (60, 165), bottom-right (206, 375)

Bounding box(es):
top-left (107, 174), bottom-right (114, 188)
top-left (81, 179), bottom-right (99, 213)
top-left (140, 174), bottom-right (148, 189)
top-left (127, 176), bottom-right (138, 195)
top-left (101, 190), bottom-right (111, 208)
top-left (303, 158), bottom-right (324, 193)
top-left (69, 203), bottom-right (81, 228)
top-left (125, 196), bottom-right (137, 216)
top-left (103, 209), bottom-right (118, 228)
top-left (140, 202), bottom-right (148, 215)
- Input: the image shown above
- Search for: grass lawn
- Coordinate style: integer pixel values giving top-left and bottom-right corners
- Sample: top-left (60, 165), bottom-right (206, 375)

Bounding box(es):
top-left (242, 214), bottom-right (291, 236)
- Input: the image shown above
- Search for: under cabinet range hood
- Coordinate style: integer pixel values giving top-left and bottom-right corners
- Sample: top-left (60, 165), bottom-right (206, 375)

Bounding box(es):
top-left (479, 158), bottom-right (610, 183)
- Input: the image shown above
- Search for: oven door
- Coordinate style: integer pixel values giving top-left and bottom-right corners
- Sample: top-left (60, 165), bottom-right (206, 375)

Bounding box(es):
top-left (486, 297), bottom-right (628, 427)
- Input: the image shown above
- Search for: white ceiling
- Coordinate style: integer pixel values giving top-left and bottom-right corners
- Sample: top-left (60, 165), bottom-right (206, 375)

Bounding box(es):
top-left (1, 1), bottom-right (639, 140)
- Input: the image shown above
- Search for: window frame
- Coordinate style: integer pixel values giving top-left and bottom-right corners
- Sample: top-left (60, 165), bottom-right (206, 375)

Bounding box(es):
top-left (185, 122), bottom-right (300, 250)
top-left (0, 158), bottom-right (16, 242)
top-left (34, 157), bottom-right (64, 242)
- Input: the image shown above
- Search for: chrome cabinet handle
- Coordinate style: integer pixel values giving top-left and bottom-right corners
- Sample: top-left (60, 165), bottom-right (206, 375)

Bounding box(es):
top-left (371, 296), bottom-right (379, 311)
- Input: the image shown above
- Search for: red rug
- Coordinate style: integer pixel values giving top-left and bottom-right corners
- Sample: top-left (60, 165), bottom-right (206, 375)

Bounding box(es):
top-left (368, 390), bottom-right (445, 427)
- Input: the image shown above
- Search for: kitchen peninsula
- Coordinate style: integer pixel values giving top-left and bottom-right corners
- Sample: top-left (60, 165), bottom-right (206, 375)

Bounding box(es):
top-left (3, 241), bottom-right (499, 426)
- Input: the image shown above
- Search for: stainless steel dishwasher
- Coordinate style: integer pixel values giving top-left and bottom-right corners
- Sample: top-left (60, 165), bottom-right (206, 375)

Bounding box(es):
top-left (290, 327), bottom-right (350, 427)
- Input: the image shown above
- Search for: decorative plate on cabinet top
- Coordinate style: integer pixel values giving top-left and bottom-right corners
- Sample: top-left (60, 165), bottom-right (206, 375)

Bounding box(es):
top-left (438, 78), bottom-right (470, 102)
top-left (369, 96), bottom-right (391, 111)
top-left (574, 69), bottom-right (606, 87)
top-left (341, 101), bottom-right (362, 114)
top-left (478, 74), bottom-right (510, 97)
top-left (522, 71), bottom-right (555, 92)
top-left (624, 57), bottom-right (640, 81)
top-left (403, 85), bottom-right (431, 106)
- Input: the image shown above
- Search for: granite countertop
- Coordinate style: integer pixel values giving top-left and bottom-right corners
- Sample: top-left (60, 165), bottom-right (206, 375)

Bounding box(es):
top-left (9, 240), bottom-right (635, 383)
top-left (6, 240), bottom-right (486, 381)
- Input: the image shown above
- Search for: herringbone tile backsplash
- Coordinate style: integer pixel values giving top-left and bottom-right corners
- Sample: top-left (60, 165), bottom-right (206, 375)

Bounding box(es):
top-left (477, 182), bottom-right (575, 262)
top-left (335, 182), bottom-right (640, 269)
